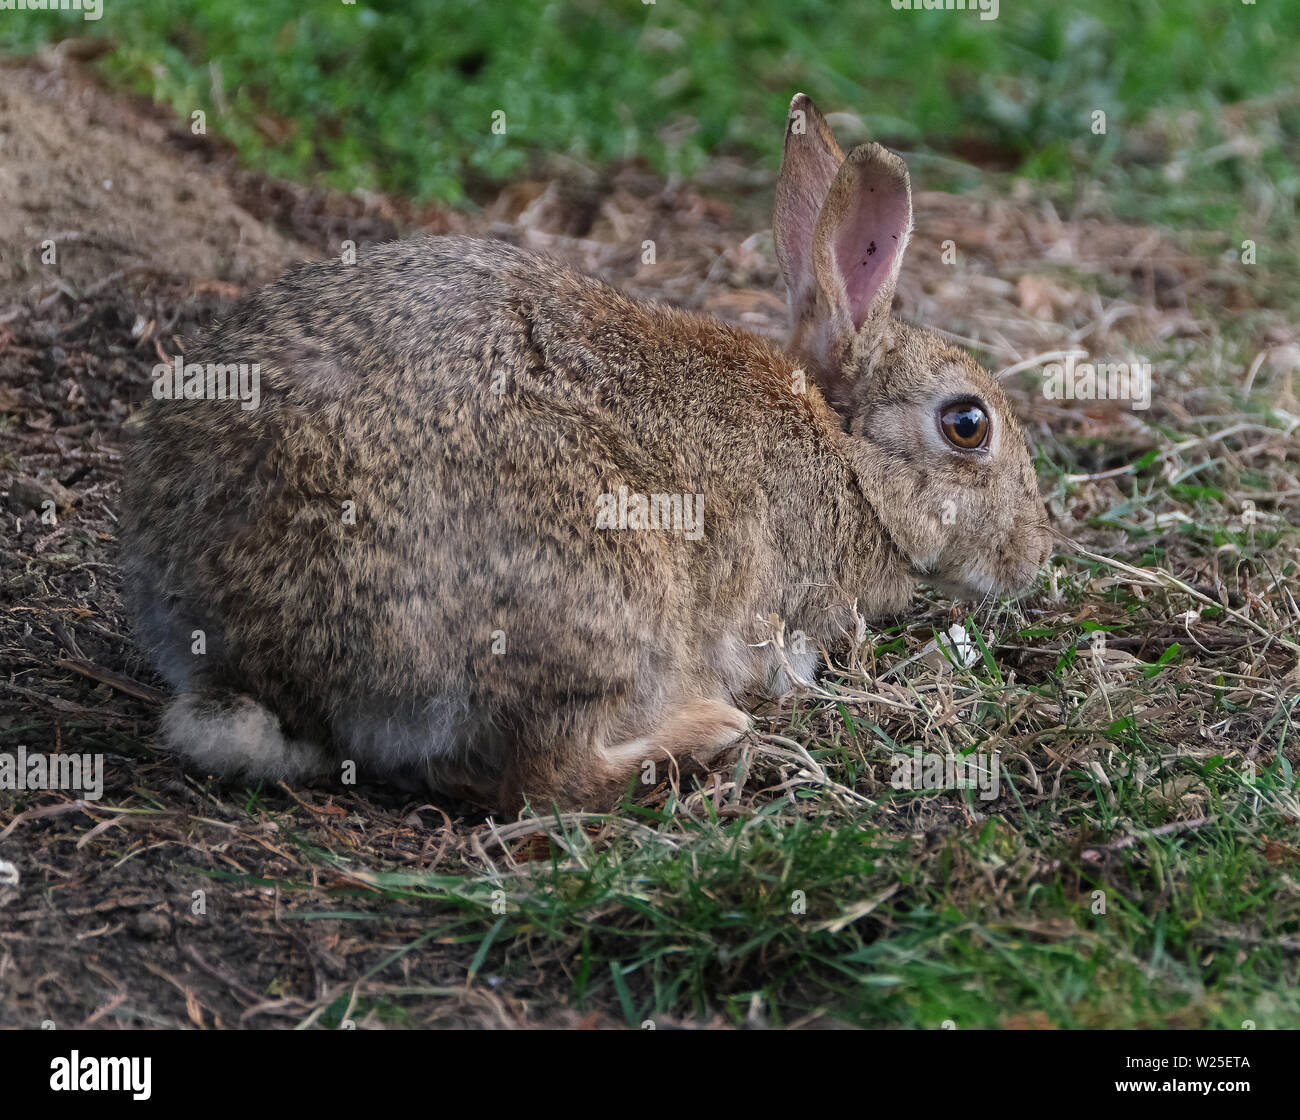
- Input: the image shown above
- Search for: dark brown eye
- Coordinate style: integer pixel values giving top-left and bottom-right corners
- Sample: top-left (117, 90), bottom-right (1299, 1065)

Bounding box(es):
top-left (939, 402), bottom-right (990, 450)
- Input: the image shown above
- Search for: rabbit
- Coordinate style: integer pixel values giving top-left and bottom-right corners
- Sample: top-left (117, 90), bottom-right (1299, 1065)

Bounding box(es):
top-left (119, 93), bottom-right (1052, 812)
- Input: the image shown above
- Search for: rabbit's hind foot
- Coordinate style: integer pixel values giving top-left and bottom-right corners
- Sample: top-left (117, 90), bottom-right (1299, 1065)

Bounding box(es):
top-left (159, 690), bottom-right (330, 783)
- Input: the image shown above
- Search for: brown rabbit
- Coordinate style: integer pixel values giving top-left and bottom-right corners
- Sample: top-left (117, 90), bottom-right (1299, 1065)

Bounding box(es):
top-left (120, 94), bottom-right (1051, 811)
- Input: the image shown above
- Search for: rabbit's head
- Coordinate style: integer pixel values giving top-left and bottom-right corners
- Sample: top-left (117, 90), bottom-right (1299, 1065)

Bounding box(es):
top-left (774, 94), bottom-right (1051, 599)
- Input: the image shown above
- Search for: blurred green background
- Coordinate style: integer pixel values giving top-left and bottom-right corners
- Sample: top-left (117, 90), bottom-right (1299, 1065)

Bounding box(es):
top-left (3, 0), bottom-right (1298, 231)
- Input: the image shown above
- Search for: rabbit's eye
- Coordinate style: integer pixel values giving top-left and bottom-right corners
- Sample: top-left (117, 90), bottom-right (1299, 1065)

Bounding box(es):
top-left (939, 403), bottom-right (990, 450)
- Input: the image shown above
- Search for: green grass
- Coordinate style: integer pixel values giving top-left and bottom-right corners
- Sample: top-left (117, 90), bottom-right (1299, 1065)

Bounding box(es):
top-left (199, 613), bottom-right (1299, 1029)
top-left (220, 766), bottom-right (1299, 1028)
top-left (3, 0), bottom-right (1298, 230)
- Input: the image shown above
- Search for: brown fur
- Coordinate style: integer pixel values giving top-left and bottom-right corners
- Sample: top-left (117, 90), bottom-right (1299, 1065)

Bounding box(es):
top-left (120, 95), bottom-right (1051, 811)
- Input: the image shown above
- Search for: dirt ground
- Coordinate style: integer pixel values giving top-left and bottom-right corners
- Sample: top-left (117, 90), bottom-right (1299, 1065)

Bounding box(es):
top-left (1, 57), bottom-right (1296, 1029)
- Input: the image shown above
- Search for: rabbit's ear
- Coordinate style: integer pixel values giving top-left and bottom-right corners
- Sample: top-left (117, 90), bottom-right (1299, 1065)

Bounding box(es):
top-left (774, 93), bottom-right (844, 326)
top-left (811, 141), bottom-right (912, 344)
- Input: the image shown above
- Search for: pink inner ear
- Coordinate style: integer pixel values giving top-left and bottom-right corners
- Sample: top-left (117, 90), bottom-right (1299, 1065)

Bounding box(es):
top-left (833, 189), bottom-right (909, 328)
